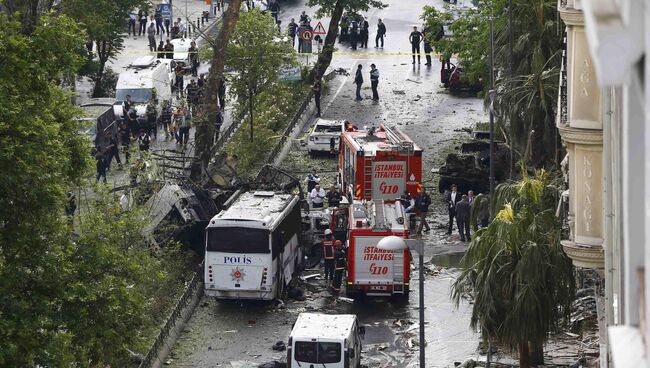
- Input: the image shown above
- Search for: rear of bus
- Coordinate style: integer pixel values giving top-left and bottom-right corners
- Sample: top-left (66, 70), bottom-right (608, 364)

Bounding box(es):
top-left (204, 223), bottom-right (276, 300)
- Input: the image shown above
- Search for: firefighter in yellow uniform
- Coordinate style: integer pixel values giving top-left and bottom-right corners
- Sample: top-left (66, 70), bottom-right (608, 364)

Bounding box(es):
top-left (332, 240), bottom-right (346, 294)
top-left (322, 229), bottom-right (335, 281)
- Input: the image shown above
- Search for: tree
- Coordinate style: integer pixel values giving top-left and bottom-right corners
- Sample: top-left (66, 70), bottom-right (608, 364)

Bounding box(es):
top-left (451, 168), bottom-right (575, 367)
top-left (307, 0), bottom-right (387, 82)
top-left (191, 0), bottom-right (242, 181)
top-left (226, 9), bottom-right (295, 141)
top-left (61, 0), bottom-right (147, 97)
top-left (1, 0), bottom-right (55, 34)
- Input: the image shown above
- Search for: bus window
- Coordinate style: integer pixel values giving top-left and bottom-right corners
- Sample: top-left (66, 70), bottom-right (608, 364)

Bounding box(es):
top-left (206, 228), bottom-right (269, 253)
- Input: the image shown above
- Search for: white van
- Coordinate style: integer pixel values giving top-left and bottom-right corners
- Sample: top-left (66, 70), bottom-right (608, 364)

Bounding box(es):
top-left (114, 55), bottom-right (174, 120)
top-left (170, 38), bottom-right (197, 67)
top-left (288, 313), bottom-right (363, 368)
top-left (307, 118), bottom-right (346, 155)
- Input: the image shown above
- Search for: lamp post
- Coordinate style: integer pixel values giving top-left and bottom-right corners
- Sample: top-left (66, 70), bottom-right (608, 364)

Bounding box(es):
top-left (377, 236), bottom-right (424, 368)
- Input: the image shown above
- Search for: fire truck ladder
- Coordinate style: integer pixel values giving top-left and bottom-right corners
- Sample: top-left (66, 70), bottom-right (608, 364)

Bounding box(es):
top-left (363, 156), bottom-right (373, 198)
top-left (383, 125), bottom-right (414, 152)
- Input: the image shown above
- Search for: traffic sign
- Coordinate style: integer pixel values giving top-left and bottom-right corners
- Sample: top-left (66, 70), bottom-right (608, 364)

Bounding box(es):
top-left (300, 29), bottom-right (313, 41)
top-left (159, 3), bottom-right (172, 19)
top-left (313, 21), bottom-right (327, 35)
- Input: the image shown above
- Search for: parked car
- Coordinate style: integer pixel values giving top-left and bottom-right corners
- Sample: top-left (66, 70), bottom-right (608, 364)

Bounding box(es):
top-left (307, 118), bottom-right (346, 155)
top-left (440, 61), bottom-right (483, 93)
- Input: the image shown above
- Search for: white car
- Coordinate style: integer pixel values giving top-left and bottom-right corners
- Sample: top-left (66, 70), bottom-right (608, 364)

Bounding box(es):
top-left (307, 118), bottom-right (346, 155)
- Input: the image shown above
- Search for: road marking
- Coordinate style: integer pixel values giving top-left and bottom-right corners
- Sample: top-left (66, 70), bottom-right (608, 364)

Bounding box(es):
top-left (322, 59), bottom-right (359, 114)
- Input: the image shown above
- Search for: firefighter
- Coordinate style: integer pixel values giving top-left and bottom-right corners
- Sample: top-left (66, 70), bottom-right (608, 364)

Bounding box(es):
top-left (322, 229), bottom-right (335, 281)
top-left (332, 240), bottom-right (346, 294)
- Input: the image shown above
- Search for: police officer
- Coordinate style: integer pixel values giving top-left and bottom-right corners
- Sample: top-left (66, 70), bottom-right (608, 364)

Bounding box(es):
top-left (160, 100), bottom-right (172, 139)
top-left (332, 240), bottom-right (346, 293)
top-left (145, 99), bottom-right (157, 139)
top-left (186, 79), bottom-right (199, 112)
top-left (322, 229), bottom-right (335, 281)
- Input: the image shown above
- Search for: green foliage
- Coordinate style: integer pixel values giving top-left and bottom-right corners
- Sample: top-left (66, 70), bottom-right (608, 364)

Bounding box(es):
top-left (452, 168), bottom-right (575, 366)
top-left (306, 0), bottom-right (387, 19)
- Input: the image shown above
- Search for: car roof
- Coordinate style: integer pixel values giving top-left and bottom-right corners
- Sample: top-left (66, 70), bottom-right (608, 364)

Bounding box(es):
top-left (314, 118), bottom-right (344, 126)
top-left (291, 313), bottom-right (356, 340)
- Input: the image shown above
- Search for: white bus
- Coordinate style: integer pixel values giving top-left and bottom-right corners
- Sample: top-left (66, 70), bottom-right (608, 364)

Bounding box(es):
top-left (204, 191), bottom-right (303, 300)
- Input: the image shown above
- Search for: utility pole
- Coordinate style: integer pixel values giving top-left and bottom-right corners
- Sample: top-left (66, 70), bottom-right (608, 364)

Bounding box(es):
top-left (508, 0), bottom-right (514, 180)
top-left (489, 15), bottom-right (495, 199)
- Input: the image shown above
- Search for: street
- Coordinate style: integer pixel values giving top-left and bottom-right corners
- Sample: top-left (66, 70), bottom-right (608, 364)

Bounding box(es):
top-left (166, 0), bottom-right (488, 367)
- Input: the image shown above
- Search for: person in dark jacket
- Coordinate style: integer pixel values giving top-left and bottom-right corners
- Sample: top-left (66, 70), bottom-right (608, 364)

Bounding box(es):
top-left (359, 17), bottom-right (369, 48)
top-left (349, 19), bottom-right (359, 50)
top-left (160, 101), bottom-right (172, 139)
top-left (354, 64), bottom-right (363, 101)
top-left (322, 229), bottom-right (335, 281)
top-left (375, 19), bottom-right (386, 48)
top-left (326, 186), bottom-right (342, 207)
top-left (94, 146), bottom-right (108, 183)
top-left (423, 31), bottom-right (433, 66)
top-left (313, 79), bottom-right (322, 117)
top-left (331, 240), bottom-right (346, 293)
top-left (118, 122), bottom-right (131, 164)
top-left (455, 195), bottom-right (471, 241)
top-left (164, 39), bottom-right (174, 59)
top-left (157, 41), bottom-right (165, 58)
top-left (445, 184), bottom-right (462, 234)
top-left (370, 64), bottom-right (379, 101)
top-left (155, 7), bottom-right (164, 35)
top-left (287, 18), bottom-right (298, 47)
top-left (415, 187), bottom-right (432, 234)
top-left (104, 131), bottom-right (122, 170)
top-left (409, 26), bottom-right (423, 64)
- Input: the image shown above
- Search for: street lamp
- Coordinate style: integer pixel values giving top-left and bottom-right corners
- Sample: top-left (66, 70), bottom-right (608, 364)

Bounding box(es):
top-left (377, 236), bottom-right (425, 368)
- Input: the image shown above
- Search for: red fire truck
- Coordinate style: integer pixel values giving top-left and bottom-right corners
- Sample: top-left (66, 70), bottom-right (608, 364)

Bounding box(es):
top-left (331, 199), bottom-right (410, 298)
top-left (338, 125), bottom-right (423, 201)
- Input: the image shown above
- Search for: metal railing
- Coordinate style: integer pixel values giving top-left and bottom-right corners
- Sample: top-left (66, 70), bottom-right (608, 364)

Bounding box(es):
top-left (559, 32), bottom-right (568, 127)
top-left (264, 90), bottom-right (314, 165)
top-left (138, 261), bottom-right (204, 368)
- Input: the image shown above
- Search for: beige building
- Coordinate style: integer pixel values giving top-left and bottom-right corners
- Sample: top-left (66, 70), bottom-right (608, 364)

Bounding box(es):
top-left (558, 0), bottom-right (649, 366)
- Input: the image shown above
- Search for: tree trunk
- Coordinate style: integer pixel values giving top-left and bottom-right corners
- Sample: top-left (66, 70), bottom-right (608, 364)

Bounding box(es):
top-left (92, 40), bottom-right (110, 98)
top-left (518, 342), bottom-right (531, 368)
top-left (248, 88), bottom-right (254, 141)
top-left (190, 0), bottom-right (243, 182)
top-left (529, 341), bottom-right (544, 366)
top-left (308, 0), bottom-right (344, 82)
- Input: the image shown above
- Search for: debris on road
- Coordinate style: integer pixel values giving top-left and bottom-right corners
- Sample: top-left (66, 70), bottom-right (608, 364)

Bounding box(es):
top-left (271, 341), bottom-right (286, 351)
top-left (338, 296), bottom-right (354, 303)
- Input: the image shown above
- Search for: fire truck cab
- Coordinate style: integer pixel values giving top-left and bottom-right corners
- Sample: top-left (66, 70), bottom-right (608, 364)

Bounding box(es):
top-left (338, 125), bottom-right (423, 201)
top-left (332, 199), bottom-right (411, 298)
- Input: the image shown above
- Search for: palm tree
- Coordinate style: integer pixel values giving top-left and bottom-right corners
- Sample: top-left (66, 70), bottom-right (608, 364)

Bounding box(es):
top-left (451, 168), bottom-right (575, 367)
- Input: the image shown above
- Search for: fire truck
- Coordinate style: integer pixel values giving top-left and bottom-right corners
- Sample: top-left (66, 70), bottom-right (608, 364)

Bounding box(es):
top-left (331, 199), bottom-right (410, 298)
top-left (338, 125), bottom-right (423, 201)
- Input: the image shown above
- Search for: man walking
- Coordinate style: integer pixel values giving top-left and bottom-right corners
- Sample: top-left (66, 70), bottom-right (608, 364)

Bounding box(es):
top-left (359, 17), bottom-right (369, 48)
top-left (354, 64), bottom-right (363, 101)
top-left (409, 26), bottom-right (423, 64)
top-left (322, 229), bottom-right (335, 281)
top-left (313, 78), bottom-right (322, 117)
top-left (415, 187), bottom-right (432, 234)
top-left (138, 10), bottom-right (148, 36)
top-left (188, 41), bottom-right (199, 77)
top-left (147, 22), bottom-right (157, 52)
top-left (288, 18), bottom-right (298, 47)
top-left (128, 11), bottom-right (137, 37)
top-left (455, 195), bottom-right (471, 241)
top-left (375, 19), bottom-right (386, 48)
top-left (445, 184), bottom-right (461, 234)
top-left (155, 7), bottom-right (164, 35)
top-left (423, 31), bottom-right (433, 66)
top-left (370, 64), bottom-right (379, 101)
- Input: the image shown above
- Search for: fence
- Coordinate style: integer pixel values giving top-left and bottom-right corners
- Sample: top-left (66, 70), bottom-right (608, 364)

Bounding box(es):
top-left (137, 261), bottom-right (204, 368)
top-left (265, 90), bottom-right (315, 165)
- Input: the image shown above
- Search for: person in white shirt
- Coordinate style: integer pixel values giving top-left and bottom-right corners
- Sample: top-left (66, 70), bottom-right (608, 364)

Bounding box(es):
top-left (310, 184), bottom-right (326, 208)
top-left (176, 17), bottom-right (186, 36)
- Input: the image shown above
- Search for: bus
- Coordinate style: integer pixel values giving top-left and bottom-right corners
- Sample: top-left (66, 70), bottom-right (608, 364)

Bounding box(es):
top-left (204, 191), bottom-right (303, 300)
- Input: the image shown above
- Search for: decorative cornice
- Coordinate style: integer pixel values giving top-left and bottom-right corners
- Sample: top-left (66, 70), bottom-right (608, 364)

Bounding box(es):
top-left (558, 125), bottom-right (603, 145)
top-left (558, 0), bottom-right (585, 26)
top-left (561, 239), bottom-right (605, 269)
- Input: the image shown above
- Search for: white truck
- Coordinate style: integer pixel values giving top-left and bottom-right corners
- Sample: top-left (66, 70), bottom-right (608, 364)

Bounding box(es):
top-left (307, 118), bottom-right (346, 155)
top-left (288, 313), bottom-right (363, 368)
top-left (114, 55), bottom-right (174, 121)
top-left (204, 191), bottom-right (303, 300)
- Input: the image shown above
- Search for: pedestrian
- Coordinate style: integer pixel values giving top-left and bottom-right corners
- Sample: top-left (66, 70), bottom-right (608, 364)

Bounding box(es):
top-left (218, 76), bottom-right (227, 109)
top-left (297, 21), bottom-right (306, 52)
top-left (118, 122), bottom-right (131, 164)
top-left (138, 131), bottom-right (151, 152)
top-left (176, 18), bottom-right (186, 38)
top-left (477, 193), bottom-right (490, 228)
top-left (375, 19), bottom-right (386, 48)
top-left (64, 192), bottom-right (76, 228)
top-left (322, 229), bottom-right (335, 281)
top-left (104, 131), bottom-right (122, 170)
top-left (214, 109), bottom-right (223, 142)
top-left (268, 0), bottom-right (280, 23)
top-left (349, 19), bottom-right (358, 50)
top-left (354, 64), bottom-right (363, 101)
top-left (160, 100), bottom-right (173, 139)
top-left (339, 13), bottom-right (349, 43)
top-left (127, 108), bottom-right (140, 138)
top-left (370, 63), bottom-right (379, 101)
top-left (175, 63), bottom-right (185, 97)
top-left (157, 40), bottom-right (165, 58)
top-left (409, 26), bottom-right (423, 64)
top-left (197, 74), bottom-right (206, 90)
top-left (400, 190), bottom-right (416, 229)
top-left (310, 184), bottom-right (326, 208)
top-left (359, 17), bottom-right (369, 48)
top-left (415, 187), bottom-right (432, 234)
top-left (138, 9), bottom-right (147, 36)
top-left (455, 195), bottom-right (471, 241)
top-left (145, 99), bottom-right (157, 139)
top-left (147, 22), bottom-right (157, 52)
top-left (423, 31), bottom-right (433, 66)
top-left (306, 170), bottom-right (320, 193)
top-left (445, 184), bottom-right (461, 234)
top-left (170, 22), bottom-right (180, 39)
top-left (326, 185), bottom-right (342, 207)
top-left (186, 79), bottom-right (199, 112)
top-left (164, 39), bottom-right (174, 59)
top-left (468, 190), bottom-right (475, 206)
top-left (331, 240), bottom-right (346, 294)
top-left (164, 16), bottom-right (171, 35)
top-left (288, 18), bottom-right (298, 47)
top-left (188, 41), bottom-right (199, 77)
top-left (94, 146), bottom-right (108, 183)
top-left (313, 78), bottom-right (322, 117)
top-left (128, 11), bottom-right (137, 36)
top-left (299, 10), bottom-right (310, 24)
top-left (178, 107), bottom-right (191, 147)
top-left (121, 94), bottom-right (132, 120)
top-left (155, 7), bottom-right (164, 35)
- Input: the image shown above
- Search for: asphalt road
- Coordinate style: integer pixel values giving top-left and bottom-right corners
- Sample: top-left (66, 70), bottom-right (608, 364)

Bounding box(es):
top-left (166, 1), bottom-right (488, 367)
